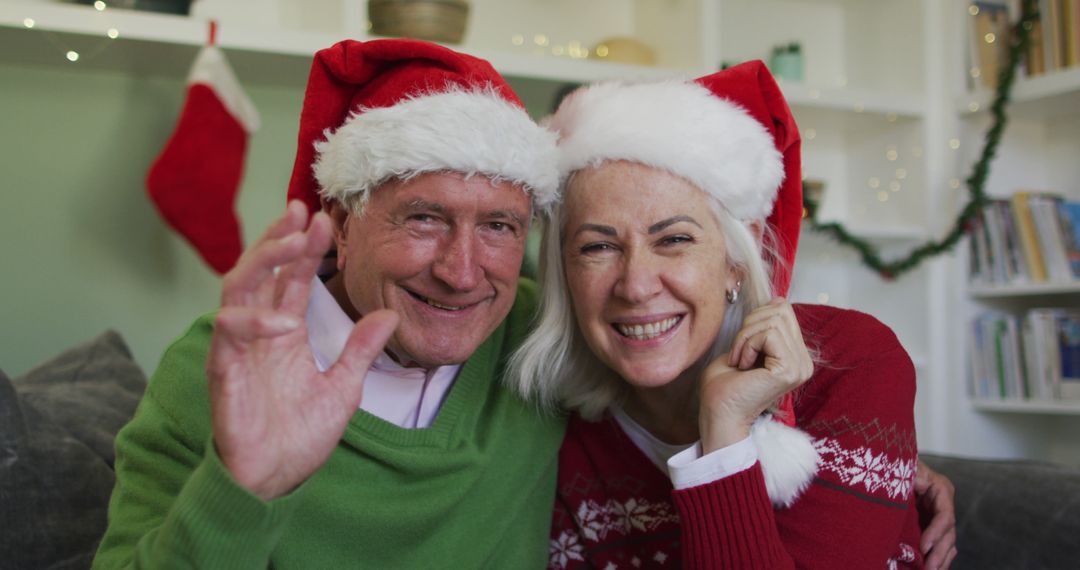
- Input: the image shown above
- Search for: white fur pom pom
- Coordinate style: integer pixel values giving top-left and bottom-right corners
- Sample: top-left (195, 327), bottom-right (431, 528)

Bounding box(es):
top-left (750, 416), bottom-right (820, 508)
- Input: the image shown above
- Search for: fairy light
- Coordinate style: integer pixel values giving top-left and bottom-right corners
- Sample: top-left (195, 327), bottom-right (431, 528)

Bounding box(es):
top-left (877, 191), bottom-right (889, 202)
top-left (968, 101), bottom-right (980, 112)
top-left (595, 44), bottom-right (609, 57)
top-left (551, 45), bottom-right (564, 56)
top-left (886, 146), bottom-right (899, 161)
top-left (949, 138), bottom-right (961, 150)
top-left (816, 293), bottom-right (830, 304)
top-left (511, 34), bottom-right (524, 46)
top-left (804, 128), bottom-right (817, 140)
top-left (949, 178), bottom-right (962, 189)
top-left (895, 168), bottom-right (907, 179)
top-left (107, 28), bottom-right (119, 39)
top-left (534, 34), bottom-right (548, 47)
top-left (66, 50), bottom-right (79, 62)
top-left (94, 1), bottom-right (107, 11)
top-left (969, 4), bottom-right (980, 16)
top-left (23, 18), bottom-right (35, 28)
top-left (984, 32), bottom-right (996, 44)
top-left (869, 177), bottom-right (881, 189)
top-left (890, 181), bottom-right (902, 192)
top-left (970, 67), bottom-right (982, 78)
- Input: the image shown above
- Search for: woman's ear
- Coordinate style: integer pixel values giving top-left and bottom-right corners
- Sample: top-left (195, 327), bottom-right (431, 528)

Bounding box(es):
top-left (748, 219), bottom-right (766, 247)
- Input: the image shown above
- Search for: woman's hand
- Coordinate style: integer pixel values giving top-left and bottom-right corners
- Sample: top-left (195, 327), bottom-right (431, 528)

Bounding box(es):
top-left (698, 297), bottom-right (813, 453)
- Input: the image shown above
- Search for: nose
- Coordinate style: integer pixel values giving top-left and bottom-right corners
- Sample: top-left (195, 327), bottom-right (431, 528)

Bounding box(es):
top-left (612, 249), bottom-right (662, 304)
top-left (431, 227), bottom-right (483, 292)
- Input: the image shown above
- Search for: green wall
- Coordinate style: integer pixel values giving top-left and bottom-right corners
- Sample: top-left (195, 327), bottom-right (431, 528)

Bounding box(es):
top-left (0, 59), bottom-right (566, 376)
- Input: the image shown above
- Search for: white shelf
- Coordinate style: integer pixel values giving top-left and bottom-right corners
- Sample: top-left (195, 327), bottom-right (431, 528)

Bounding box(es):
top-left (973, 398), bottom-right (1080, 416)
top-left (968, 281), bottom-right (1080, 298)
top-left (0, 0), bottom-right (926, 119)
top-left (802, 223), bottom-right (927, 243)
top-left (959, 66), bottom-right (1080, 120)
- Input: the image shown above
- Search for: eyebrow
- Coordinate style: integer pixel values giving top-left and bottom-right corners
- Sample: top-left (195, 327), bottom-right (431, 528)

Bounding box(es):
top-left (649, 215), bottom-right (702, 233)
top-left (400, 200), bottom-right (527, 226)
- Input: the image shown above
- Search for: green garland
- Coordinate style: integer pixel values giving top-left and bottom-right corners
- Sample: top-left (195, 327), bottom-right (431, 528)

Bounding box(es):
top-left (802, 0), bottom-right (1040, 280)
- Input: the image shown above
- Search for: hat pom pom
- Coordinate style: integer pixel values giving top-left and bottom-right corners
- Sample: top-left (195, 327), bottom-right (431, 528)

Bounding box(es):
top-left (751, 415), bottom-right (819, 507)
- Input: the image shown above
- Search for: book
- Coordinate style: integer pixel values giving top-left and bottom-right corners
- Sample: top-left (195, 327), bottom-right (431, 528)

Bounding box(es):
top-left (1057, 199), bottom-right (1080, 278)
top-left (1056, 312), bottom-right (1080, 399)
top-left (1011, 191), bottom-right (1048, 282)
top-left (1029, 194), bottom-right (1073, 281)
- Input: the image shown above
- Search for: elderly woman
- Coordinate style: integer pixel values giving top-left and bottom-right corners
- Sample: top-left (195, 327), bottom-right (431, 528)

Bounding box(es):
top-left (510, 62), bottom-right (927, 569)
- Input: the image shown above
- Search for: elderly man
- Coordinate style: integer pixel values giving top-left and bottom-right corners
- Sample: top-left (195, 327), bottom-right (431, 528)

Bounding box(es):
top-left (95, 38), bottom-right (956, 569)
top-left (94, 39), bottom-right (564, 568)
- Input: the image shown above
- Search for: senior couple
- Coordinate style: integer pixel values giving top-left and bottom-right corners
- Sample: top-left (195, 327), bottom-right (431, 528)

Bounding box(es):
top-left (94, 39), bottom-right (955, 569)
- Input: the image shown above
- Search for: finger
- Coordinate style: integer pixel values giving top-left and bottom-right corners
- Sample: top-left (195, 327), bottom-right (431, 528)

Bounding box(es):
top-left (327, 310), bottom-right (400, 403)
top-left (923, 531), bottom-right (956, 570)
top-left (732, 319), bottom-right (797, 371)
top-left (275, 212), bottom-right (336, 314)
top-left (729, 304), bottom-right (800, 367)
top-left (222, 231), bottom-right (312, 307)
top-left (253, 200), bottom-right (309, 248)
top-left (943, 545), bottom-right (957, 569)
top-left (212, 306), bottom-right (302, 347)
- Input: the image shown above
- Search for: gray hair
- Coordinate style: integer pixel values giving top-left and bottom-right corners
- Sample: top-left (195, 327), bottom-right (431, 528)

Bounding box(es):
top-left (506, 167), bottom-right (785, 419)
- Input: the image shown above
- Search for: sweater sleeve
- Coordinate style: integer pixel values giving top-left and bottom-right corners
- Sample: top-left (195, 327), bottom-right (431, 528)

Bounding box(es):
top-left (671, 307), bottom-right (923, 570)
top-left (92, 316), bottom-right (306, 569)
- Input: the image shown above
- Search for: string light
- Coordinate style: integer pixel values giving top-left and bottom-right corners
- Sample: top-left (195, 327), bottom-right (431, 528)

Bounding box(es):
top-left (804, 128), bottom-right (817, 140)
top-left (895, 168), bottom-right (907, 179)
top-left (816, 293), bottom-right (831, 304)
top-left (869, 177), bottom-right (881, 189)
top-left (968, 101), bottom-right (980, 112)
top-left (551, 45), bottom-right (564, 56)
top-left (107, 28), bottom-right (119, 39)
top-left (511, 34), bottom-right (524, 46)
top-left (533, 34), bottom-right (548, 47)
top-left (890, 181), bottom-right (902, 192)
top-left (66, 50), bottom-right (79, 62)
top-left (969, 4), bottom-right (980, 16)
top-left (970, 67), bottom-right (982, 78)
top-left (886, 146), bottom-right (899, 161)
top-left (949, 178), bottom-right (962, 189)
top-left (595, 44), bottom-right (609, 57)
top-left (877, 191), bottom-right (890, 202)
top-left (984, 32), bottom-right (996, 44)
top-left (949, 138), bottom-right (961, 149)
top-left (94, 1), bottom-right (107, 11)
top-left (23, 18), bottom-right (35, 28)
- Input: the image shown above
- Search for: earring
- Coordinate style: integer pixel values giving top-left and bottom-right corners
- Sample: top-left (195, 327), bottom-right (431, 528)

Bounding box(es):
top-left (726, 281), bottom-right (741, 304)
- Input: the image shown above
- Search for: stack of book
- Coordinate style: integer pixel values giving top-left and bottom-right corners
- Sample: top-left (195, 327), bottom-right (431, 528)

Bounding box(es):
top-left (967, 0), bottom-right (1080, 89)
top-left (971, 309), bottom-right (1080, 401)
top-left (968, 192), bottom-right (1080, 286)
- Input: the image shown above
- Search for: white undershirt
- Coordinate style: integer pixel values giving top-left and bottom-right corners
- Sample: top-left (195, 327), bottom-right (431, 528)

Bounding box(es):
top-left (305, 277), bottom-right (460, 429)
top-left (611, 405), bottom-right (759, 490)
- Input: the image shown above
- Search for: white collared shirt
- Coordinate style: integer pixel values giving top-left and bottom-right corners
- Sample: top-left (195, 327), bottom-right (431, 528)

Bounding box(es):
top-left (305, 277), bottom-right (461, 429)
top-left (611, 405), bottom-right (758, 490)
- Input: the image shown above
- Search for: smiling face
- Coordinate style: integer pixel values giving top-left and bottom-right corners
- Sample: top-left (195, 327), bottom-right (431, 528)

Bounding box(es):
top-left (333, 171), bottom-right (531, 368)
top-left (562, 161), bottom-right (739, 388)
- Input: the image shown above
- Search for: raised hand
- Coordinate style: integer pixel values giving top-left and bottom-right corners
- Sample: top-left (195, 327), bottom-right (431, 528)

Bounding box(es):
top-left (207, 201), bottom-right (398, 500)
top-left (698, 298), bottom-right (813, 452)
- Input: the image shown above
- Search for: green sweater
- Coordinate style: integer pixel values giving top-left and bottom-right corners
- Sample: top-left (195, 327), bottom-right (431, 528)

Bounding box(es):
top-left (93, 280), bottom-right (565, 569)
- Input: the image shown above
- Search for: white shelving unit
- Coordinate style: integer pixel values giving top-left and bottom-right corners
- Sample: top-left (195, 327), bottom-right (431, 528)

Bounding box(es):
top-left (944, 1), bottom-right (1080, 464)
top-left (1, 0), bottom-right (957, 452)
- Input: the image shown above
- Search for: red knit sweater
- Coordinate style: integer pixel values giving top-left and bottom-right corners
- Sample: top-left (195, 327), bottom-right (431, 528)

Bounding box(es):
top-left (549, 304), bottom-right (923, 569)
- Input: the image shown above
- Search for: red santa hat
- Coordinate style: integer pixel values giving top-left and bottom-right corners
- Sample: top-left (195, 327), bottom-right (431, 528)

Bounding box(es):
top-left (286, 39), bottom-right (559, 214)
top-left (547, 61), bottom-right (816, 508)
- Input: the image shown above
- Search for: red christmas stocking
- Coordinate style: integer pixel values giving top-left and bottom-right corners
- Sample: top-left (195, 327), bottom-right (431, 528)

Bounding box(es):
top-left (147, 45), bottom-right (259, 274)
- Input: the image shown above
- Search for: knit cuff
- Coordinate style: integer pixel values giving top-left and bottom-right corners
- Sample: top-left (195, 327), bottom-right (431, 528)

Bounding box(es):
top-left (152, 442), bottom-right (307, 567)
top-left (671, 462), bottom-right (789, 570)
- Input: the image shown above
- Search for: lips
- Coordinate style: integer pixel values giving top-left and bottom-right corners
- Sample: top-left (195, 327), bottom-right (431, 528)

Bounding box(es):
top-left (407, 290), bottom-right (472, 312)
top-left (613, 316), bottom-right (682, 340)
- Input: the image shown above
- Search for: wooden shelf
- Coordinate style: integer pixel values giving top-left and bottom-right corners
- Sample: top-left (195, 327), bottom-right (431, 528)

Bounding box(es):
top-left (973, 398), bottom-right (1080, 416)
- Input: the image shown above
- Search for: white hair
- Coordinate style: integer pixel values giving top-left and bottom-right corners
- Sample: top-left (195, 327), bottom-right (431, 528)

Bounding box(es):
top-left (506, 164), bottom-right (785, 419)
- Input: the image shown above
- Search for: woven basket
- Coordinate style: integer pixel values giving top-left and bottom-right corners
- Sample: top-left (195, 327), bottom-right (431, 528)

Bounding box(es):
top-left (368, 0), bottom-right (470, 45)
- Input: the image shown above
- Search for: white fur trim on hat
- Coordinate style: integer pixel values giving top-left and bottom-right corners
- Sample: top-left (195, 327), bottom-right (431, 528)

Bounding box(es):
top-left (548, 81), bottom-right (783, 221)
top-left (750, 415), bottom-right (820, 507)
top-left (188, 45), bottom-right (260, 134)
top-left (313, 86), bottom-right (559, 212)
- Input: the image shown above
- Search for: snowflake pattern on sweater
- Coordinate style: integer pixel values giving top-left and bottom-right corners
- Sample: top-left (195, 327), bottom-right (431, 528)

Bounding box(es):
top-left (549, 304), bottom-right (925, 569)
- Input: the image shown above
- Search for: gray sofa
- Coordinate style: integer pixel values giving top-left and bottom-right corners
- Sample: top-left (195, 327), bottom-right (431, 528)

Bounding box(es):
top-left (2, 332), bottom-right (1080, 569)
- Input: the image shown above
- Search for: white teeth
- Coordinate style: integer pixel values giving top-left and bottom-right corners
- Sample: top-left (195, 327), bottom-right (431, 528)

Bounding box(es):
top-left (616, 317), bottom-right (679, 340)
top-left (424, 298), bottom-right (464, 311)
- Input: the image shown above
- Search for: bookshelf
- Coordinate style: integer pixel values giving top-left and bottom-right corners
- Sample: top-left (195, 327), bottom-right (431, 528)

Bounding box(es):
top-left (948, 2), bottom-right (1080, 464)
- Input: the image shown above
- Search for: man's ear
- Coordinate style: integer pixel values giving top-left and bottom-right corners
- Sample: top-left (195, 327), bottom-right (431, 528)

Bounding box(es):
top-left (324, 198), bottom-right (350, 271)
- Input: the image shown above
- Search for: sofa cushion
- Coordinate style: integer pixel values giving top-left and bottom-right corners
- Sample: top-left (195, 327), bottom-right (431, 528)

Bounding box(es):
top-left (0, 331), bottom-right (146, 570)
top-left (921, 453), bottom-right (1080, 570)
